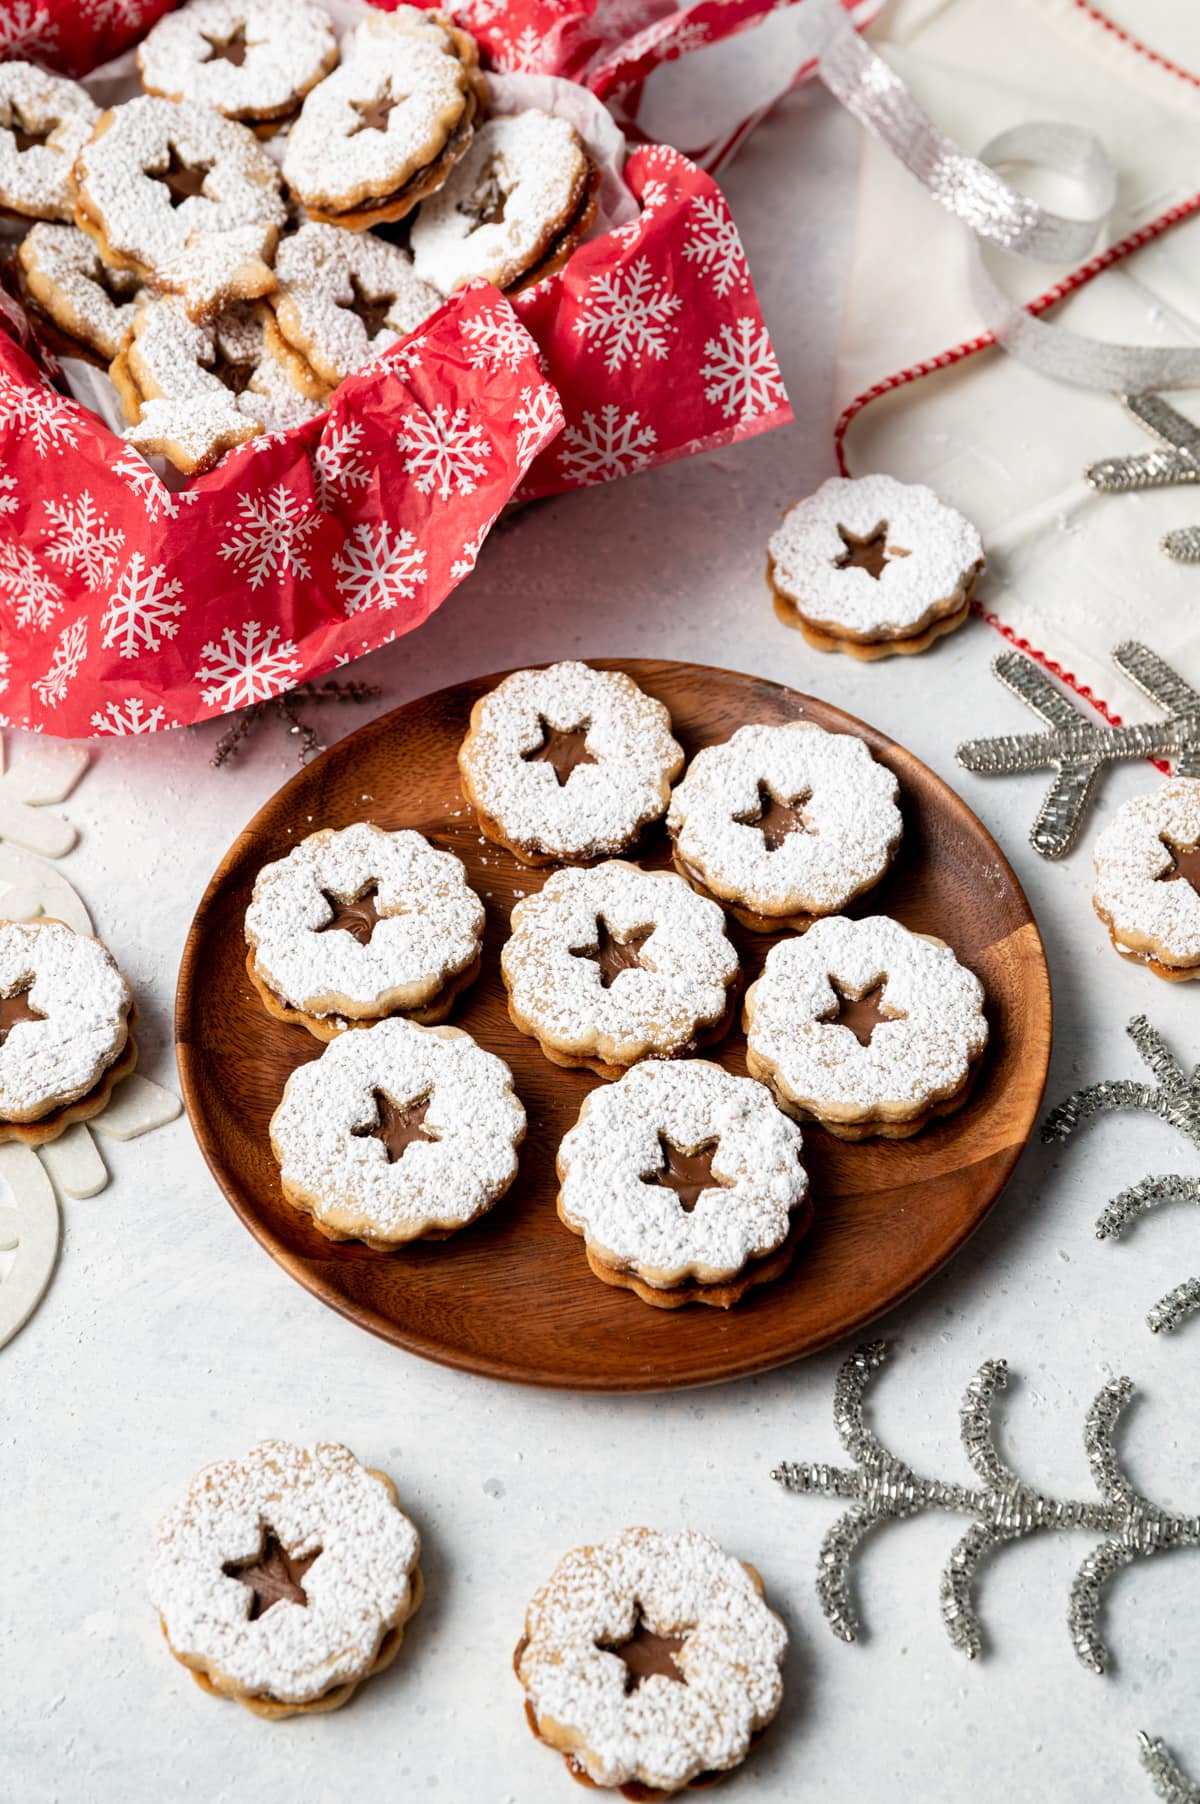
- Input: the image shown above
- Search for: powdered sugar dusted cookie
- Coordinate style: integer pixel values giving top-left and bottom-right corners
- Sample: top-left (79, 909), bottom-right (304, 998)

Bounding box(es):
top-left (557, 1060), bottom-right (809, 1308)
top-left (459, 661), bottom-right (684, 866)
top-left (744, 914), bottom-right (987, 1139)
top-left (411, 109), bottom-right (595, 295)
top-left (0, 918), bottom-right (134, 1143)
top-left (270, 1017), bottom-right (525, 1248)
top-left (1093, 776), bottom-right (1200, 980)
top-left (271, 223), bottom-right (441, 388)
top-left (0, 64), bottom-right (98, 224)
top-left (73, 96), bottom-right (287, 321)
top-left (502, 861), bottom-right (739, 1081)
top-left (768, 474), bottom-right (984, 659)
top-left (282, 8), bottom-right (486, 231)
top-left (138, 0), bottom-right (338, 127)
top-left (245, 822), bottom-right (485, 1040)
top-left (151, 1439), bottom-right (421, 1717)
top-left (112, 291), bottom-right (325, 474)
top-left (517, 1527), bottom-right (787, 1795)
top-left (17, 222), bottom-right (140, 363)
top-left (668, 721), bottom-right (902, 932)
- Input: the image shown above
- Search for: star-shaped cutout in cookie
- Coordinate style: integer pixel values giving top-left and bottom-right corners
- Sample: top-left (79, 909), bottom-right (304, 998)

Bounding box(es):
top-left (646, 1136), bottom-right (726, 1213)
top-left (201, 23), bottom-right (250, 65)
top-left (834, 522), bottom-right (908, 580)
top-left (1158, 836), bottom-right (1200, 896)
top-left (570, 918), bottom-right (650, 989)
top-left (348, 91), bottom-right (398, 137)
top-left (605, 1621), bottom-right (689, 1693)
top-left (736, 782), bottom-right (812, 851)
top-left (0, 984), bottom-right (40, 1048)
top-left (10, 110), bottom-right (57, 154)
top-left (826, 981), bottom-right (893, 1047)
top-left (352, 1089), bottom-right (434, 1164)
top-left (317, 883), bottom-right (383, 947)
top-left (522, 718), bottom-right (597, 787)
top-left (224, 1528), bottom-right (320, 1620)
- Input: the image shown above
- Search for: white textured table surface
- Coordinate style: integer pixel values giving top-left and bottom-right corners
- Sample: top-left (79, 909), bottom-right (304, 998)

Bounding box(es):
top-left (4, 84), bottom-right (1199, 1804)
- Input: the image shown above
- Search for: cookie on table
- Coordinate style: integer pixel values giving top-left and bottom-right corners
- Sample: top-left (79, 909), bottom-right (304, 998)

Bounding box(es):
top-left (768, 474), bottom-right (984, 659)
top-left (270, 222), bottom-right (441, 389)
top-left (667, 721), bottom-right (902, 933)
top-left (73, 95), bottom-right (287, 322)
top-left (138, 0), bottom-right (338, 130)
top-left (150, 1440), bottom-right (422, 1718)
top-left (281, 8), bottom-right (487, 231)
top-left (111, 291), bottom-right (326, 474)
top-left (556, 1060), bottom-right (809, 1310)
top-left (411, 109), bottom-right (597, 296)
top-left (16, 222), bottom-right (141, 365)
top-left (516, 1527), bottom-right (787, 1796)
top-left (1093, 776), bottom-right (1200, 981)
top-left (501, 861), bottom-right (740, 1082)
top-left (0, 64), bottom-right (99, 225)
top-left (270, 1017), bottom-right (525, 1249)
top-left (743, 914), bottom-right (987, 1140)
top-left (244, 823), bottom-right (485, 1040)
top-left (0, 918), bottom-right (135, 1147)
top-left (458, 661), bottom-right (684, 867)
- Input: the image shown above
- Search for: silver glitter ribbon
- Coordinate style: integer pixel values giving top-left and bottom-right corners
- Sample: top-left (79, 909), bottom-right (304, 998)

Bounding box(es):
top-left (1141, 1732), bottom-right (1200, 1804)
top-left (772, 1341), bottom-right (1200, 1672)
top-left (799, 0), bottom-right (1200, 392)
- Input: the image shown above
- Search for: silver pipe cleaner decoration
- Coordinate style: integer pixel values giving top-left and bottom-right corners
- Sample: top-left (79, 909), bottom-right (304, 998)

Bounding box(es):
top-left (1086, 396), bottom-right (1200, 563)
top-left (1043, 1016), bottom-right (1200, 1335)
top-left (1140, 1733), bottom-right (1200, 1804)
top-left (771, 1342), bottom-right (1200, 1673)
top-left (956, 642), bottom-right (1200, 858)
top-left (209, 680), bottom-right (382, 768)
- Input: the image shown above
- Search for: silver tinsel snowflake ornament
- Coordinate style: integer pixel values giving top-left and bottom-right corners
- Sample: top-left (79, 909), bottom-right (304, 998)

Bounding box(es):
top-left (1043, 1016), bottom-right (1200, 1335)
top-left (1086, 393), bottom-right (1200, 564)
top-left (1141, 1732), bottom-right (1200, 1804)
top-left (772, 1342), bottom-right (1199, 1672)
top-left (955, 642), bottom-right (1200, 858)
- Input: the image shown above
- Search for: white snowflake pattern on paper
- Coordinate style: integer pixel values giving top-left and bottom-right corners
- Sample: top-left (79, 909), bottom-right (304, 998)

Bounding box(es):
top-left (0, 1), bottom-right (59, 57)
top-left (100, 554), bottom-right (185, 659)
top-left (0, 650), bottom-right (9, 696)
top-left (389, 335), bottom-right (427, 379)
top-left (43, 492), bottom-right (126, 592)
top-left (396, 406), bottom-right (492, 501)
top-left (78, 0), bottom-right (160, 29)
top-left (111, 451), bottom-right (197, 522)
top-left (559, 404), bottom-right (658, 484)
top-left (682, 194), bottom-right (750, 298)
top-left (196, 622), bottom-right (302, 711)
top-left (493, 23), bottom-right (543, 70)
top-left (611, 178), bottom-right (671, 250)
top-left (462, 306), bottom-right (537, 373)
top-left (217, 483), bottom-right (322, 589)
top-left (332, 521), bottom-right (427, 616)
top-left (513, 386), bottom-right (562, 467)
top-left (314, 421), bottom-right (372, 512)
top-left (0, 472), bottom-right (17, 516)
top-left (33, 617), bottom-right (87, 710)
top-left (0, 542), bottom-right (64, 631)
top-left (700, 316), bottom-right (787, 422)
top-left (450, 521), bottom-right (490, 583)
top-left (0, 368), bottom-right (79, 459)
top-left (573, 258), bottom-right (682, 374)
top-left (90, 697), bottom-right (171, 735)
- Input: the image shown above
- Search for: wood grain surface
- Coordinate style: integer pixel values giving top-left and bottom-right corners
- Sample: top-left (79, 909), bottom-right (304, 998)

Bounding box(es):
top-left (175, 660), bottom-right (1053, 1392)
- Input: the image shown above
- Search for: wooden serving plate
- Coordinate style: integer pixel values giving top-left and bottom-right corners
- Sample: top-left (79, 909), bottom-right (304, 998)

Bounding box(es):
top-left (176, 660), bottom-right (1052, 1391)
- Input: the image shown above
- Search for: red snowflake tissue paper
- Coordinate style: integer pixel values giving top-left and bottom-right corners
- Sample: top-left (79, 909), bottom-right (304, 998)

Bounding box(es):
top-left (0, 0), bottom-right (174, 76)
top-left (0, 287), bottom-right (564, 737)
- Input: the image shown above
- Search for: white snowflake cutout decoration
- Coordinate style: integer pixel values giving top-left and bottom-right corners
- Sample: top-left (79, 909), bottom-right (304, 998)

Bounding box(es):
top-left (0, 735), bottom-right (88, 859)
top-left (0, 1141), bottom-right (59, 1353)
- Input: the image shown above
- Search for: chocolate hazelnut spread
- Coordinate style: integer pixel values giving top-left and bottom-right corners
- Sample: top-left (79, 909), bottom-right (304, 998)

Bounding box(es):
top-left (0, 985), bottom-right (40, 1046)
top-left (611, 1624), bottom-right (688, 1691)
top-left (317, 884), bottom-right (383, 947)
top-left (647, 1137), bottom-right (722, 1213)
top-left (826, 981), bottom-right (892, 1047)
top-left (202, 24), bottom-right (249, 66)
top-left (352, 1089), bottom-right (433, 1162)
top-left (223, 1529), bottom-right (320, 1620)
top-left (346, 274), bottom-right (393, 339)
top-left (159, 148), bottom-right (210, 206)
top-left (348, 92), bottom-right (399, 137)
top-left (736, 782), bottom-right (812, 851)
top-left (1159, 837), bottom-right (1200, 894)
top-left (523, 718), bottom-right (597, 786)
top-left (571, 918), bottom-right (651, 988)
top-left (834, 521), bottom-right (906, 579)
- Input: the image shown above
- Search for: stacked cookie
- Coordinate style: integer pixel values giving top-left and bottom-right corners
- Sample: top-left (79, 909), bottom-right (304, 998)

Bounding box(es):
top-left (4, 0), bottom-right (600, 474)
top-left (245, 659), bottom-right (990, 1315)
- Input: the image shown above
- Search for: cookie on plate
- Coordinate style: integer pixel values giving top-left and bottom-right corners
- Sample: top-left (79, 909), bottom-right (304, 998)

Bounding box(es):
top-left (73, 95), bottom-right (287, 321)
top-left (501, 861), bottom-right (740, 1082)
top-left (138, 0), bottom-right (339, 129)
top-left (743, 914), bottom-right (987, 1139)
top-left (0, 64), bottom-right (99, 225)
top-left (111, 290), bottom-right (327, 473)
top-left (557, 1060), bottom-right (810, 1309)
top-left (768, 474), bottom-right (984, 659)
top-left (667, 721), bottom-right (902, 932)
top-left (458, 661), bottom-right (684, 867)
top-left (245, 823), bottom-right (485, 1040)
top-left (1092, 776), bottom-right (1200, 980)
top-left (516, 1527), bottom-right (787, 1796)
top-left (410, 109), bottom-right (597, 295)
top-left (0, 918), bottom-right (135, 1146)
top-left (281, 8), bottom-right (487, 231)
top-left (270, 222), bottom-right (441, 388)
top-left (150, 1439), bottom-right (422, 1718)
top-left (16, 222), bottom-right (141, 365)
top-left (269, 1017), bottom-right (526, 1249)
